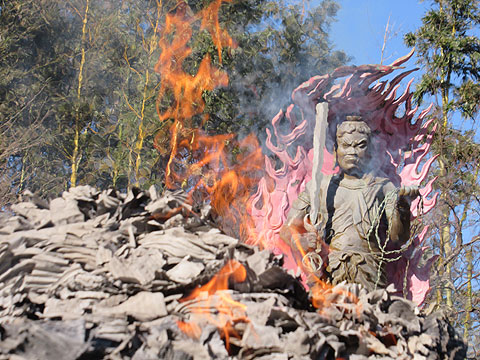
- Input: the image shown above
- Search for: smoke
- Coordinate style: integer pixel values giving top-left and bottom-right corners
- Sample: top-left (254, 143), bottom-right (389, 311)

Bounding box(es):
top-left (202, 0), bottom-right (349, 141)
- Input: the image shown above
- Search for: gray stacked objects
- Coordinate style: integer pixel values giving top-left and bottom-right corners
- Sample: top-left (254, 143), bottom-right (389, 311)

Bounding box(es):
top-left (0, 186), bottom-right (466, 359)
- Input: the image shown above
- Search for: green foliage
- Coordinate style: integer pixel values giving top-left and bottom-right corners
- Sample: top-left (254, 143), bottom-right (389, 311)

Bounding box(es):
top-left (404, 0), bottom-right (480, 119)
top-left (404, 0), bottom-right (480, 351)
top-left (208, 0), bottom-right (348, 134)
top-left (0, 0), bottom-right (347, 204)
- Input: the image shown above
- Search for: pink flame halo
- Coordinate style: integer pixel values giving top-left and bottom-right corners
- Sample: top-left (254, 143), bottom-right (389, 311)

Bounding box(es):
top-left (248, 50), bottom-right (437, 305)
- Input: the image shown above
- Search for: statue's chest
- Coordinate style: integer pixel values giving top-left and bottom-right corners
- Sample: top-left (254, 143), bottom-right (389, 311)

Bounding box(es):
top-left (321, 182), bottom-right (384, 235)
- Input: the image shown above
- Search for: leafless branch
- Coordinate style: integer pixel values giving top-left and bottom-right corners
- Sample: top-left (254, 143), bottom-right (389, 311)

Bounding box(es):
top-left (443, 235), bottom-right (480, 267)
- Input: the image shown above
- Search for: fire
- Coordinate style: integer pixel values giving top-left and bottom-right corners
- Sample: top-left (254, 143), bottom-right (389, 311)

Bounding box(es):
top-left (155, 0), bottom-right (357, 343)
top-left (177, 260), bottom-right (248, 350)
top-left (154, 0), bottom-right (263, 241)
top-left (286, 226), bottom-right (362, 315)
top-left (310, 282), bottom-right (362, 317)
top-left (153, 1), bottom-right (260, 347)
top-left (181, 260), bottom-right (246, 300)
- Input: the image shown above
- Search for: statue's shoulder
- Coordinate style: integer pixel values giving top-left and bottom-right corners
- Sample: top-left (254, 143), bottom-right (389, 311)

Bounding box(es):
top-left (304, 174), bottom-right (334, 194)
top-left (296, 174), bottom-right (334, 205)
top-left (372, 176), bottom-right (397, 195)
top-left (373, 176), bottom-right (392, 185)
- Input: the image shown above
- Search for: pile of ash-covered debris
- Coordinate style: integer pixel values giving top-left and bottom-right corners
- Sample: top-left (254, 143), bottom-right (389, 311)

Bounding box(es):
top-left (0, 186), bottom-right (466, 359)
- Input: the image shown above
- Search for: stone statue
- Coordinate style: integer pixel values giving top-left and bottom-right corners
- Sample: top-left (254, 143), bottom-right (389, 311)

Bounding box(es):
top-left (249, 52), bottom-right (438, 303)
top-left (281, 115), bottom-right (419, 291)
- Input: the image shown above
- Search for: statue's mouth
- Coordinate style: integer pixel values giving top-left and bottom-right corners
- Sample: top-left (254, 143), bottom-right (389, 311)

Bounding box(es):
top-left (343, 155), bottom-right (359, 162)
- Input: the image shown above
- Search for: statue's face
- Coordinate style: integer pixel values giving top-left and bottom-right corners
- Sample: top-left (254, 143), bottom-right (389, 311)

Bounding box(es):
top-left (336, 130), bottom-right (370, 177)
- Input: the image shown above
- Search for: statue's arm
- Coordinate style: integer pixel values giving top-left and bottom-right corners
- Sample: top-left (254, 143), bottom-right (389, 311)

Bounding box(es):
top-left (385, 182), bottom-right (419, 245)
top-left (280, 191), bottom-right (315, 251)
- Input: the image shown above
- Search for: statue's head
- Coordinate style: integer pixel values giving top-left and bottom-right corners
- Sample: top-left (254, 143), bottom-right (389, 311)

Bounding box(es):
top-left (335, 115), bottom-right (372, 178)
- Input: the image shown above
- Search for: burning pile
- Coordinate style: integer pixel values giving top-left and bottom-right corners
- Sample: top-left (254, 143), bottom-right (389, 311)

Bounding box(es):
top-left (0, 186), bottom-right (466, 359)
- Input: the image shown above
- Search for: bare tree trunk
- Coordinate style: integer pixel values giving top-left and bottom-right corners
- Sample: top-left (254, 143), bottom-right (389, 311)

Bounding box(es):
top-left (463, 246), bottom-right (473, 342)
top-left (70, 0), bottom-right (90, 187)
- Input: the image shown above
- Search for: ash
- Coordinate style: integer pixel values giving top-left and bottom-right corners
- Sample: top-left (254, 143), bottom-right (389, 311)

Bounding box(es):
top-left (0, 186), bottom-right (465, 359)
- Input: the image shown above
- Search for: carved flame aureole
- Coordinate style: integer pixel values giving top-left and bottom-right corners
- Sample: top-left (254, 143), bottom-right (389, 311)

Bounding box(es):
top-left (248, 50), bottom-right (438, 305)
top-left (154, 0), bottom-right (437, 307)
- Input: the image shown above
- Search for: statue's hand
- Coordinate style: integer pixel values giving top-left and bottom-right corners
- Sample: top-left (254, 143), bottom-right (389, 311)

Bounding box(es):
top-left (398, 185), bottom-right (420, 198)
top-left (396, 185), bottom-right (420, 213)
top-left (298, 233), bottom-right (328, 275)
top-left (388, 185), bottom-right (419, 245)
top-left (296, 232), bottom-right (318, 253)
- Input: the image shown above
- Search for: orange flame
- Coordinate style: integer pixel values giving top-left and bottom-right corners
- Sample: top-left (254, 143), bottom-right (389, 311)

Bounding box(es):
top-left (154, 2), bottom-right (259, 348)
top-left (284, 225), bottom-right (362, 316)
top-left (177, 260), bottom-right (248, 351)
top-left (182, 260), bottom-right (246, 301)
top-left (155, 0), bottom-right (263, 241)
top-left (155, 0), bottom-right (358, 335)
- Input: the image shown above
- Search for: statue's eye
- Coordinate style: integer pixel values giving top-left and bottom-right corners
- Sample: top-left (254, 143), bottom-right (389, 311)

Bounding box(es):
top-left (358, 141), bottom-right (367, 148)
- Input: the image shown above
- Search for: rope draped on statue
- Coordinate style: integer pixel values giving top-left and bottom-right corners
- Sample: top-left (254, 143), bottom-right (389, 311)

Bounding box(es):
top-left (364, 189), bottom-right (425, 290)
top-left (248, 50), bottom-right (438, 305)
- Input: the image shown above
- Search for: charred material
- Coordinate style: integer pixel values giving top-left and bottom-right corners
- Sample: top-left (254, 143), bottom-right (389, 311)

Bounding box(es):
top-left (0, 186), bottom-right (465, 359)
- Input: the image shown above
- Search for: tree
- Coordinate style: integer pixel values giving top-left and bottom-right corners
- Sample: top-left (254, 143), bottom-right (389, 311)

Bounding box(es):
top-left (205, 0), bottom-right (349, 134)
top-left (0, 0), bottom-right (66, 203)
top-left (404, 0), bottom-right (480, 352)
top-left (98, 0), bottom-right (166, 189)
top-left (152, 0), bottom-right (349, 199)
top-left (0, 0), bottom-right (146, 197)
top-left (0, 0), bottom-right (348, 204)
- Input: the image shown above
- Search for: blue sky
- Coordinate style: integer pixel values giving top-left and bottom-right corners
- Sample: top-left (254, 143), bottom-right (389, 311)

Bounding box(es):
top-left (330, 0), bottom-right (430, 66)
top-left (327, 0), bottom-right (479, 137)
